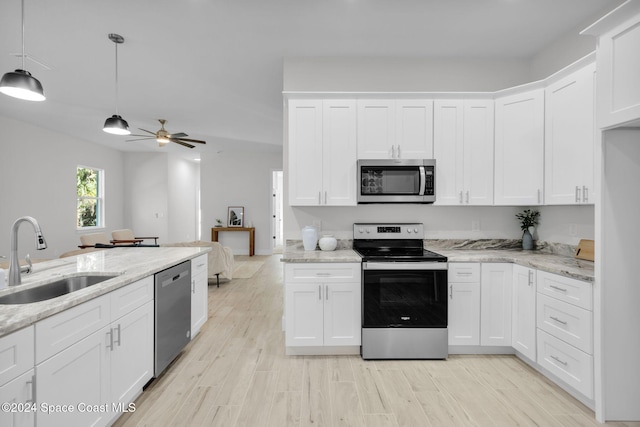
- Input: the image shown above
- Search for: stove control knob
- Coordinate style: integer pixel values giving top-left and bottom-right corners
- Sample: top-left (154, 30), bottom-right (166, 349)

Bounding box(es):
top-left (406, 228), bottom-right (412, 233)
top-left (414, 228), bottom-right (419, 233)
top-left (365, 228), bottom-right (371, 233)
top-left (359, 228), bottom-right (364, 233)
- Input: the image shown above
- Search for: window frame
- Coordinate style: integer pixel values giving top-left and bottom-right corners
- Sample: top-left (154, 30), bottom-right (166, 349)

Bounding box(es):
top-left (76, 165), bottom-right (105, 230)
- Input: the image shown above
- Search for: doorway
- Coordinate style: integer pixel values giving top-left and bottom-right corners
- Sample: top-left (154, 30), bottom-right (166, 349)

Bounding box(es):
top-left (272, 170), bottom-right (283, 253)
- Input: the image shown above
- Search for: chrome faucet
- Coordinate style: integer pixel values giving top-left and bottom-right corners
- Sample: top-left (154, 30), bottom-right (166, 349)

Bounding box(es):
top-left (9, 216), bottom-right (47, 286)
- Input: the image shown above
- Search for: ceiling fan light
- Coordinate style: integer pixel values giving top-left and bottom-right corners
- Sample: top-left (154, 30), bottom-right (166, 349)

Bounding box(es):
top-left (103, 114), bottom-right (131, 135)
top-left (0, 69), bottom-right (46, 101)
top-left (157, 137), bottom-right (170, 145)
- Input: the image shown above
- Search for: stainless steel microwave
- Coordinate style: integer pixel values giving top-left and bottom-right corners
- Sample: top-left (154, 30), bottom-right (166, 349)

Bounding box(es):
top-left (358, 159), bottom-right (436, 204)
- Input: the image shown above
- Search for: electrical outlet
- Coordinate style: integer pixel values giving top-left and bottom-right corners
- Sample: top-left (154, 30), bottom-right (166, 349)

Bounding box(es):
top-left (472, 220), bottom-right (480, 231)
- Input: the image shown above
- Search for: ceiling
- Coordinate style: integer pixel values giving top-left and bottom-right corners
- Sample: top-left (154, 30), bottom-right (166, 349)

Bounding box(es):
top-left (0, 0), bottom-right (622, 158)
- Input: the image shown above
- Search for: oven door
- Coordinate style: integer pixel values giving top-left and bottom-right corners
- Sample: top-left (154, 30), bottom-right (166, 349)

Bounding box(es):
top-left (362, 262), bottom-right (448, 328)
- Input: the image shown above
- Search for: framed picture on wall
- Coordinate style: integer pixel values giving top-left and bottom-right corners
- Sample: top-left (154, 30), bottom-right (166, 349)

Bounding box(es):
top-left (228, 206), bottom-right (244, 227)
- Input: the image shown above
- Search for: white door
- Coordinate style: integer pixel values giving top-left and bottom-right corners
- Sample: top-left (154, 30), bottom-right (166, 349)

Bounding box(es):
top-left (448, 282), bottom-right (480, 345)
top-left (285, 283), bottom-right (324, 347)
top-left (288, 99), bottom-right (323, 205)
top-left (323, 282), bottom-right (361, 346)
top-left (464, 100), bottom-right (495, 205)
top-left (480, 263), bottom-right (512, 346)
top-left (111, 301), bottom-right (154, 408)
top-left (434, 100), bottom-right (464, 205)
top-left (494, 89), bottom-right (544, 205)
top-left (512, 265), bottom-right (537, 361)
top-left (36, 326), bottom-right (111, 427)
top-left (395, 99), bottom-right (434, 159)
top-left (544, 63), bottom-right (596, 205)
top-left (357, 100), bottom-right (395, 159)
top-left (323, 100), bottom-right (357, 205)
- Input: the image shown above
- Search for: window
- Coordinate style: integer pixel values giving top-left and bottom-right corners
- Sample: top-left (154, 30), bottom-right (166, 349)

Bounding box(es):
top-left (77, 166), bottom-right (104, 228)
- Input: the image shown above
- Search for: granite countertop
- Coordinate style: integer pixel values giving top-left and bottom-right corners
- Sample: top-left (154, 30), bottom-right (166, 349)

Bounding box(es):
top-left (282, 240), bottom-right (594, 282)
top-left (0, 246), bottom-right (211, 337)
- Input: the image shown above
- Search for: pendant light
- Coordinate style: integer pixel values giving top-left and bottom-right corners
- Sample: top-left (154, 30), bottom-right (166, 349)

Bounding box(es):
top-left (0, 0), bottom-right (46, 101)
top-left (103, 33), bottom-right (130, 135)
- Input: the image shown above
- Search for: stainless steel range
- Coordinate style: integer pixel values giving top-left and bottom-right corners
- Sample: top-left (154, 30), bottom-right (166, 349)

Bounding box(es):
top-left (353, 223), bottom-right (448, 359)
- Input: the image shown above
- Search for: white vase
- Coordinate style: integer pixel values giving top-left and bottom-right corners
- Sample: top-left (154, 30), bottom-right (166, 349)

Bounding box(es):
top-left (319, 235), bottom-right (337, 251)
top-left (301, 226), bottom-right (318, 251)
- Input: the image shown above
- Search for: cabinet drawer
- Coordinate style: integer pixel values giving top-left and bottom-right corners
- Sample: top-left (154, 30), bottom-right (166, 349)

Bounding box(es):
top-left (537, 271), bottom-right (592, 310)
top-left (111, 276), bottom-right (154, 321)
top-left (0, 326), bottom-right (34, 387)
top-left (285, 263), bottom-right (360, 283)
top-left (537, 293), bottom-right (593, 354)
top-left (191, 254), bottom-right (208, 277)
top-left (449, 263), bottom-right (480, 282)
top-left (537, 329), bottom-right (593, 399)
top-left (35, 294), bottom-right (110, 364)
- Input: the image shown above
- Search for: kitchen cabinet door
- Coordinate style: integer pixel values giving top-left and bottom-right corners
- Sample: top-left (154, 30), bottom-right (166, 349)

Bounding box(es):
top-left (494, 88), bottom-right (544, 205)
top-left (36, 325), bottom-right (111, 427)
top-left (395, 99), bottom-right (434, 159)
top-left (0, 370), bottom-right (35, 427)
top-left (323, 282), bottom-right (361, 346)
top-left (480, 263), bottom-right (512, 346)
top-left (285, 283), bottom-right (324, 347)
top-left (512, 265), bottom-right (537, 361)
top-left (545, 62), bottom-right (596, 205)
top-left (448, 281), bottom-right (480, 346)
top-left (434, 100), bottom-right (464, 205)
top-left (357, 100), bottom-right (396, 159)
top-left (191, 254), bottom-right (209, 337)
top-left (288, 99), bottom-right (323, 205)
top-left (323, 100), bottom-right (357, 205)
top-left (110, 301), bottom-right (154, 411)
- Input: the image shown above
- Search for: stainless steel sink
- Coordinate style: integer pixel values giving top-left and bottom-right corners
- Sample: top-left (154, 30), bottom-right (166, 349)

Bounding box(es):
top-left (0, 275), bottom-right (117, 304)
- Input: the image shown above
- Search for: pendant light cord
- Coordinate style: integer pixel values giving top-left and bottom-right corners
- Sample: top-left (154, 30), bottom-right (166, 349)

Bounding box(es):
top-left (114, 40), bottom-right (119, 115)
top-left (21, 0), bottom-right (25, 70)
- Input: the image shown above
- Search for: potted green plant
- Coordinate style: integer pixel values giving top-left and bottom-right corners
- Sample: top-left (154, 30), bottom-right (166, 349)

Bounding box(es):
top-left (515, 209), bottom-right (540, 250)
top-left (215, 218), bottom-right (223, 227)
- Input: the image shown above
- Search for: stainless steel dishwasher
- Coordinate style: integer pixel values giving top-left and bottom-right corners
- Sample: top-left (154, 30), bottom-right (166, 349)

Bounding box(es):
top-left (154, 260), bottom-right (191, 376)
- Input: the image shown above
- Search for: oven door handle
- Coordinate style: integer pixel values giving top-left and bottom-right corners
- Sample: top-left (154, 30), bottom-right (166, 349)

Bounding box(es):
top-left (363, 262), bottom-right (448, 271)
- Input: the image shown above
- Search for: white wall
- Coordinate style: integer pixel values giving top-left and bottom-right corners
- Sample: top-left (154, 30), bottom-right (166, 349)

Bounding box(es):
top-left (0, 115), bottom-right (124, 258)
top-left (284, 57), bottom-right (532, 92)
top-left (123, 152), bottom-right (199, 244)
top-left (201, 150), bottom-right (283, 255)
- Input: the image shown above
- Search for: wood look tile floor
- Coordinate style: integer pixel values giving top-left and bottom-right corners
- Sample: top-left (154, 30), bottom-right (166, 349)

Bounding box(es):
top-left (114, 255), bottom-right (638, 427)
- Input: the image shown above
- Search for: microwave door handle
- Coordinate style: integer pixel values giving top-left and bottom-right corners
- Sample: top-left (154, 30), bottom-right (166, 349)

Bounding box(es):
top-left (419, 166), bottom-right (426, 196)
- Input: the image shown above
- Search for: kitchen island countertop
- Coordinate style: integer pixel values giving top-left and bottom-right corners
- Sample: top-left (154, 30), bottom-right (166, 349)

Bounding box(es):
top-left (0, 246), bottom-right (210, 337)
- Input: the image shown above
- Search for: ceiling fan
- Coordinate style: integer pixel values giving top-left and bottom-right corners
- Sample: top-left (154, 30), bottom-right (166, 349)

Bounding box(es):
top-left (127, 119), bottom-right (206, 149)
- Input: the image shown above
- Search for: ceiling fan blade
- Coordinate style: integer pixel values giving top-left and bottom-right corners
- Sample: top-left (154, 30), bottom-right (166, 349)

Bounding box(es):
top-left (138, 128), bottom-right (157, 135)
top-left (175, 137), bottom-right (206, 144)
top-left (169, 132), bottom-right (188, 138)
top-left (126, 137), bottom-right (155, 142)
top-left (129, 134), bottom-right (155, 138)
top-left (171, 138), bottom-right (195, 149)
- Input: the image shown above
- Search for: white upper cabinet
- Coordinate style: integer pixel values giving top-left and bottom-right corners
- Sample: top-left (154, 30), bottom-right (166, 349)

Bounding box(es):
top-left (358, 99), bottom-right (433, 159)
top-left (494, 88), bottom-right (545, 205)
top-left (545, 62), bottom-right (596, 205)
top-left (434, 99), bottom-right (494, 205)
top-left (583, 2), bottom-right (640, 129)
top-left (288, 99), bottom-right (357, 206)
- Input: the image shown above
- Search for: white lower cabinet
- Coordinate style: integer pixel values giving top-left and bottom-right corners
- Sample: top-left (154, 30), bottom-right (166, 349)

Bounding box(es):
top-left (448, 263), bottom-right (480, 345)
top-left (191, 254), bottom-right (209, 337)
top-left (480, 263), bottom-right (512, 346)
top-left (284, 263), bottom-right (361, 351)
top-left (512, 265), bottom-right (537, 361)
top-left (0, 326), bottom-right (35, 427)
top-left (35, 276), bottom-right (154, 427)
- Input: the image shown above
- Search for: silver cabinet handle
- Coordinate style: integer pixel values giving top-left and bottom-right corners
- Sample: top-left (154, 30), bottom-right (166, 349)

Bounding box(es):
top-left (459, 191), bottom-right (463, 204)
top-left (449, 285), bottom-right (453, 299)
top-left (318, 285), bottom-right (322, 300)
top-left (583, 186), bottom-right (588, 203)
top-left (325, 284), bottom-right (328, 300)
top-left (456, 271), bottom-right (473, 276)
top-left (551, 355), bottom-right (568, 366)
top-left (466, 191), bottom-right (469, 204)
top-left (528, 270), bottom-right (533, 286)
top-left (26, 375), bottom-right (36, 403)
top-left (550, 285), bottom-right (567, 292)
top-left (316, 273), bottom-right (331, 277)
top-left (318, 192), bottom-right (321, 204)
top-left (106, 329), bottom-right (114, 351)
top-left (114, 324), bottom-right (122, 347)
top-left (391, 145), bottom-right (396, 158)
top-left (324, 191), bottom-right (327, 204)
top-left (550, 316), bottom-right (567, 325)
top-left (397, 145), bottom-right (401, 158)
top-left (537, 189), bottom-right (541, 204)
top-left (575, 186), bottom-right (581, 203)
top-left (192, 279), bottom-right (195, 294)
